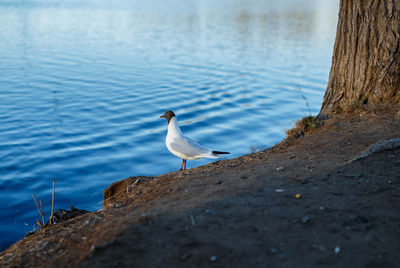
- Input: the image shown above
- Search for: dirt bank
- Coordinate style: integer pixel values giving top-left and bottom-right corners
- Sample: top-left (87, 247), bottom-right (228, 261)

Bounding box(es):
top-left (1, 111), bottom-right (399, 267)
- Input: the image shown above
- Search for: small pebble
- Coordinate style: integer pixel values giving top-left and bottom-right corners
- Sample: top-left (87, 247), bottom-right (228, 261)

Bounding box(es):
top-left (205, 209), bottom-right (216, 214)
top-left (319, 206), bottom-right (325, 211)
top-left (210, 256), bottom-right (217, 262)
top-left (275, 189), bottom-right (284, 193)
top-left (311, 244), bottom-right (326, 251)
top-left (269, 248), bottom-right (279, 254)
top-left (301, 216), bottom-right (310, 224)
top-left (334, 246), bottom-right (340, 254)
top-left (180, 252), bottom-right (191, 261)
top-left (295, 194), bottom-right (301, 199)
top-left (276, 166), bottom-right (284, 171)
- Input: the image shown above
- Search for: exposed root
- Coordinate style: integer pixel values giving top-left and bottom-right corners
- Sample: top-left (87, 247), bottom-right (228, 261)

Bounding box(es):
top-left (349, 138), bottom-right (400, 163)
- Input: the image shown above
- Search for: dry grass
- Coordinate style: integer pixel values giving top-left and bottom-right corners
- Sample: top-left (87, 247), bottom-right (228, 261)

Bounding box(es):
top-left (32, 179), bottom-right (55, 230)
top-left (286, 116), bottom-right (322, 139)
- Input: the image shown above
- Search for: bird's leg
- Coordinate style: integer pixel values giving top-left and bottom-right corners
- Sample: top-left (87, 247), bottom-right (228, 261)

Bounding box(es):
top-left (179, 159), bottom-right (184, 171)
top-left (184, 159), bottom-right (187, 170)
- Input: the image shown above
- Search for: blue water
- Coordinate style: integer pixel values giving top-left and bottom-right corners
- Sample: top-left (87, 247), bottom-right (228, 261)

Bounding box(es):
top-left (0, 0), bottom-right (339, 250)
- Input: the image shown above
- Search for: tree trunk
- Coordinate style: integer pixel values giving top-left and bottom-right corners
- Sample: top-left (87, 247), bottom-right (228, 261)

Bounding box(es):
top-left (319, 0), bottom-right (400, 116)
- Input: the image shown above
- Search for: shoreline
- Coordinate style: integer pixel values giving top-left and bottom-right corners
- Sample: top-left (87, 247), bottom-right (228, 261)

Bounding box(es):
top-left (1, 111), bottom-right (399, 267)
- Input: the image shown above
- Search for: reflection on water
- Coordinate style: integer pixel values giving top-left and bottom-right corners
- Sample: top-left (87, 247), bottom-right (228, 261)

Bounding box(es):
top-left (0, 0), bottom-right (339, 250)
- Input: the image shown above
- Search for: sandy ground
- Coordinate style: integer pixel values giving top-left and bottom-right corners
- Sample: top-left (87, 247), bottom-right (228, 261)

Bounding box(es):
top-left (0, 111), bottom-right (399, 267)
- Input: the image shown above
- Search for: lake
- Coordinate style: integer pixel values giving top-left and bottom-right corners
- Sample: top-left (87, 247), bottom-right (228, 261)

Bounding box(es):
top-left (0, 0), bottom-right (339, 250)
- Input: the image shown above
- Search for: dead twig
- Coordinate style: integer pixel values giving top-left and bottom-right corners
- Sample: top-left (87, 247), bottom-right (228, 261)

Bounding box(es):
top-left (36, 220), bottom-right (43, 229)
top-left (133, 178), bottom-right (140, 186)
top-left (32, 179), bottom-right (56, 229)
top-left (32, 193), bottom-right (45, 228)
top-left (49, 179), bottom-right (55, 224)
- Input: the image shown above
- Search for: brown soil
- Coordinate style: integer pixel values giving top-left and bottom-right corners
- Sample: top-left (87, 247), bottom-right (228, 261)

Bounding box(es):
top-left (1, 112), bottom-right (399, 267)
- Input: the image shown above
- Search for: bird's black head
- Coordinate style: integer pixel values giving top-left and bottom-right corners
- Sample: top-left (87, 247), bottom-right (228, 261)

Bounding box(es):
top-left (160, 110), bottom-right (176, 124)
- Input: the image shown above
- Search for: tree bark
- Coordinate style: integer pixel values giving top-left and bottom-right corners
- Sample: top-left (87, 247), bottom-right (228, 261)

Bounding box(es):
top-left (319, 0), bottom-right (400, 116)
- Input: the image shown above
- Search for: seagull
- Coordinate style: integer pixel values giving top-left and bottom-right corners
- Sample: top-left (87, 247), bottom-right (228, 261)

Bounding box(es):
top-left (160, 110), bottom-right (230, 171)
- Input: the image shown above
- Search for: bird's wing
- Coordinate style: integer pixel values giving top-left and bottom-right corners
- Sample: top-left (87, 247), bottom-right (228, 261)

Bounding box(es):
top-left (169, 136), bottom-right (211, 159)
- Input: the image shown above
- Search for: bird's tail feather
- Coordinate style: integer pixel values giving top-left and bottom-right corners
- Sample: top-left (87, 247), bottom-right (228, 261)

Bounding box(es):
top-left (212, 151), bottom-right (230, 156)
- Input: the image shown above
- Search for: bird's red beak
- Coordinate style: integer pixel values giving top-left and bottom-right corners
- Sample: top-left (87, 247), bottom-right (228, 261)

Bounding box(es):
top-left (160, 115), bottom-right (165, 118)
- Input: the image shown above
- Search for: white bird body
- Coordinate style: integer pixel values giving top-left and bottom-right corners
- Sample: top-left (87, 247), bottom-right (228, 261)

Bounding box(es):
top-left (160, 110), bottom-right (229, 170)
top-left (166, 117), bottom-right (217, 160)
